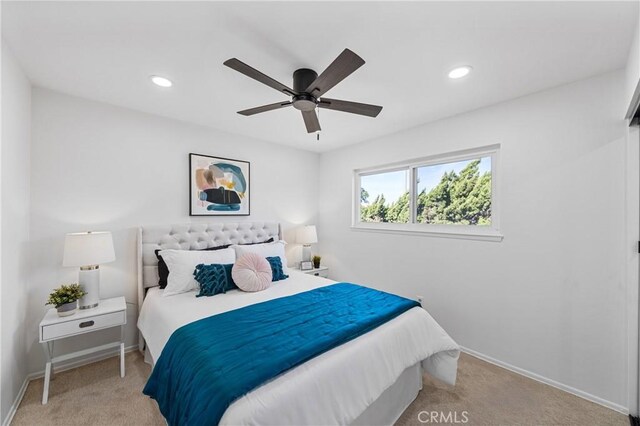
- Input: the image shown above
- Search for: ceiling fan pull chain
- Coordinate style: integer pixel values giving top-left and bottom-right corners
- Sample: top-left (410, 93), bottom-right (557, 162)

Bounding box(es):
top-left (316, 107), bottom-right (321, 141)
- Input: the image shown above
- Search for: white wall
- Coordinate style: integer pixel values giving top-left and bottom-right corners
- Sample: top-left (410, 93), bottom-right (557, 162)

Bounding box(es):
top-left (624, 15), bottom-right (640, 416)
top-left (27, 88), bottom-right (319, 374)
top-left (622, 16), bottom-right (640, 416)
top-left (318, 70), bottom-right (629, 410)
top-left (626, 22), bottom-right (639, 118)
top-left (1, 41), bottom-right (31, 422)
top-left (625, 123), bottom-right (639, 417)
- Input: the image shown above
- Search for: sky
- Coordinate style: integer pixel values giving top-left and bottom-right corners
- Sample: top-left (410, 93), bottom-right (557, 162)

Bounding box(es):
top-left (361, 157), bottom-right (491, 205)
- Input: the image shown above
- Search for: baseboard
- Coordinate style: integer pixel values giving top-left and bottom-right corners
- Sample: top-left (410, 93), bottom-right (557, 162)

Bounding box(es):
top-left (2, 374), bottom-right (30, 426)
top-left (1, 344), bottom-right (138, 426)
top-left (460, 346), bottom-right (628, 415)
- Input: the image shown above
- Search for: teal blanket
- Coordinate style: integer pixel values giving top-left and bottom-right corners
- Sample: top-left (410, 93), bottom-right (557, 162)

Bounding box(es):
top-left (143, 283), bottom-right (419, 425)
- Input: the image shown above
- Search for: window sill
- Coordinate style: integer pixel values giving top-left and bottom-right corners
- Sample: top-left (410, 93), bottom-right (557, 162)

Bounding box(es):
top-left (350, 223), bottom-right (504, 242)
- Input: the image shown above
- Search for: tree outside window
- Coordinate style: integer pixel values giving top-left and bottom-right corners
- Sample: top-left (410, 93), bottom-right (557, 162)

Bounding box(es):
top-left (359, 157), bottom-right (492, 226)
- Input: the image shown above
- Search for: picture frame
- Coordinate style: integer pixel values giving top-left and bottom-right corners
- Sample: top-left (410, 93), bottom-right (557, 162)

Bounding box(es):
top-left (300, 261), bottom-right (313, 271)
top-left (189, 153), bottom-right (250, 216)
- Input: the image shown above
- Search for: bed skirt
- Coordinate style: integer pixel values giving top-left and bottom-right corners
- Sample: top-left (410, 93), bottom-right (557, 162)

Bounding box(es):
top-left (352, 362), bottom-right (423, 425)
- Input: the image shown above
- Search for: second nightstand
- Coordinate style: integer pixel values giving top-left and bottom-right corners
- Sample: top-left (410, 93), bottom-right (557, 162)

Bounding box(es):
top-left (39, 296), bottom-right (126, 404)
top-left (296, 266), bottom-right (329, 278)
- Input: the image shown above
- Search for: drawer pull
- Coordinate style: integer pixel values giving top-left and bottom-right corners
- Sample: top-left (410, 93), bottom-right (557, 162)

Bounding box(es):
top-left (79, 320), bottom-right (95, 328)
top-left (314, 272), bottom-right (319, 276)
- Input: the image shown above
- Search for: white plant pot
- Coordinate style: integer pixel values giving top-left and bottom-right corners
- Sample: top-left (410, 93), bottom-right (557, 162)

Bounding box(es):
top-left (57, 301), bottom-right (77, 317)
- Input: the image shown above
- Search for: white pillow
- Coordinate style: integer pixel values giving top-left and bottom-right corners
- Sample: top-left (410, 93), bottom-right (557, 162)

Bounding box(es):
top-left (231, 240), bottom-right (289, 274)
top-left (159, 248), bottom-right (236, 297)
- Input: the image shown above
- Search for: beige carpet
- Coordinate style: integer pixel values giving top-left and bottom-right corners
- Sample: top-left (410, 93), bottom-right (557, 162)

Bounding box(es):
top-left (12, 351), bottom-right (627, 426)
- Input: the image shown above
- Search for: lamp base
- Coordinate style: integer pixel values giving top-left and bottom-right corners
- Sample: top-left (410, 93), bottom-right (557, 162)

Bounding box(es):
top-left (78, 266), bottom-right (100, 309)
top-left (80, 302), bottom-right (99, 310)
top-left (302, 245), bottom-right (312, 262)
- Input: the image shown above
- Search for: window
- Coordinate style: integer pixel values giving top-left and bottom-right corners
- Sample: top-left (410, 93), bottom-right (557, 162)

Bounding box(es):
top-left (354, 145), bottom-right (501, 241)
top-left (360, 169), bottom-right (410, 224)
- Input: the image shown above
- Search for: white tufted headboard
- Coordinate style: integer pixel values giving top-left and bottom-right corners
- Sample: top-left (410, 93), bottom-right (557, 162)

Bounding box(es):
top-left (136, 222), bottom-right (281, 312)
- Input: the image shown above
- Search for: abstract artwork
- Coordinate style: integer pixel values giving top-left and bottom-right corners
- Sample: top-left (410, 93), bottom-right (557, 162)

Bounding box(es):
top-left (189, 153), bottom-right (250, 216)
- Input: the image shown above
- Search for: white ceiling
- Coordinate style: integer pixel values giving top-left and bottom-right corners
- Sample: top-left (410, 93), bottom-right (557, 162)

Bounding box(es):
top-left (3, 1), bottom-right (638, 152)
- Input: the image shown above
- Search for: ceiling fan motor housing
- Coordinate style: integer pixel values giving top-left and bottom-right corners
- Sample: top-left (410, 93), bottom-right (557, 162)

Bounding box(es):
top-left (292, 68), bottom-right (318, 111)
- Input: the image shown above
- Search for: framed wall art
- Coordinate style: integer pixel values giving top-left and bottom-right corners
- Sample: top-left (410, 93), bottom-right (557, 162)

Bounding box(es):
top-left (189, 153), bottom-right (250, 216)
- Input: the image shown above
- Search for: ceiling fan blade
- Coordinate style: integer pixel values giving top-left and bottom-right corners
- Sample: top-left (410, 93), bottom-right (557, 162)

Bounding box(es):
top-left (305, 49), bottom-right (365, 97)
top-left (318, 98), bottom-right (382, 118)
top-left (238, 101), bottom-right (292, 116)
top-left (301, 110), bottom-right (321, 133)
top-left (224, 58), bottom-right (297, 96)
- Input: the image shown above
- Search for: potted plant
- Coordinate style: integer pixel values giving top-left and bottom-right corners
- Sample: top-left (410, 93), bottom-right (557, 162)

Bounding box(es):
top-left (312, 255), bottom-right (322, 269)
top-left (46, 284), bottom-right (86, 317)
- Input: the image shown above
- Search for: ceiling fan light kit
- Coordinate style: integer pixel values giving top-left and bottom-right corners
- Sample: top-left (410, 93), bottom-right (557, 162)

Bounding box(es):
top-left (224, 48), bottom-right (383, 135)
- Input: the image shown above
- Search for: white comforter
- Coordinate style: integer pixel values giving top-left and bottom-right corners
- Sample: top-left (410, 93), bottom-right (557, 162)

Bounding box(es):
top-left (137, 271), bottom-right (460, 425)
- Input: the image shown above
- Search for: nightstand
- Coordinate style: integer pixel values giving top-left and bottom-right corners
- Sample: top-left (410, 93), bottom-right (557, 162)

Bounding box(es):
top-left (296, 266), bottom-right (329, 278)
top-left (39, 296), bottom-right (126, 404)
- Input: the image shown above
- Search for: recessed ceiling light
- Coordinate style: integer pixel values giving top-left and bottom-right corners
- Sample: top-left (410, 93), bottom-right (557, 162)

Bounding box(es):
top-left (150, 75), bottom-right (173, 87)
top-left (448, 66), bottom-right (472, 79)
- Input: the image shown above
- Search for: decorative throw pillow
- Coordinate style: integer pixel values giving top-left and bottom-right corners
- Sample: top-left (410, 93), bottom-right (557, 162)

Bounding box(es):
top-left (200, 244), bottom-right (232, 251)
top-left (160, 248), bottom-right (236, 297)
top-left (156, 246), bottom-right (228, 288)
top-left (231, 240), bottom-right (289, 275)
top-left (266, 256), bottom-right (289, 282)
top-left (155, 250), bottom-right (171, 289)
top-left (239, 237), bottom-right (274, 246)
top-left (232, 253), bottom-right (272, 292)
top-left (193, 263), bottom-right (235, 297)
top-left (154, 238), bottom-right (274, 288)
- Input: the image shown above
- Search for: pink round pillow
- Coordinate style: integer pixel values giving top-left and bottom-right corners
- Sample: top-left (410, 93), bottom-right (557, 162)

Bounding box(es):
top-left (232, 253), bottom-right (272, 292)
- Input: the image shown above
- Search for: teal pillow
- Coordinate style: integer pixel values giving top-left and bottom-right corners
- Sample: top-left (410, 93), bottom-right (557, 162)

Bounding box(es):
top-left (193, 263), bottom-right (236, 297)
top-left (266, 256), bottom-right (289, 282)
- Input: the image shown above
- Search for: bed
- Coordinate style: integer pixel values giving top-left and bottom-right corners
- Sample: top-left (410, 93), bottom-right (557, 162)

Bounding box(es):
top-left (136, 222), bottom-right (460, 425)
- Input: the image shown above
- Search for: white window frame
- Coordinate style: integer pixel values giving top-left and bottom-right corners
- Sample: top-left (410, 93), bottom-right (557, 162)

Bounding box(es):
top-left (352, 144), bottom-right (503, 242)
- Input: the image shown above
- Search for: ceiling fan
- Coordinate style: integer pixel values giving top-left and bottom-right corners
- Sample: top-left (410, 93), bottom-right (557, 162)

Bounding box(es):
top-left (223, 48), bottom-right (382, 134)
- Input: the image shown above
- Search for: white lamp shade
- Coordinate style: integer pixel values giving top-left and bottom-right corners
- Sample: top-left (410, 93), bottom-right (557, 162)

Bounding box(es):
top-left (63, 231), bottom-right (115, 267)
top-left (296, 225), bottom-right (318, 245)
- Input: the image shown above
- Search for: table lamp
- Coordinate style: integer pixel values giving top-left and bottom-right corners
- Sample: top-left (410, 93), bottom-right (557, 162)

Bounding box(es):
top-left (63, 231), bottom-right (115, 309)
top-left (296, 225), bottom-right (317, 263)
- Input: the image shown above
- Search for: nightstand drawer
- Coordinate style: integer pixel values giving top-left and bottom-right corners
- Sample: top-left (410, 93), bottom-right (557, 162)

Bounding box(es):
top-left (41, 311), bottom-right (126, 341)
top-left (311, 270), bottom-right (329, 278)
